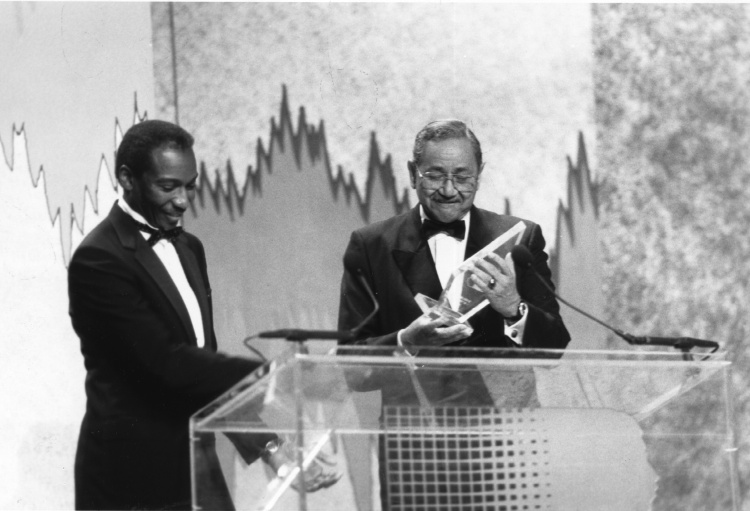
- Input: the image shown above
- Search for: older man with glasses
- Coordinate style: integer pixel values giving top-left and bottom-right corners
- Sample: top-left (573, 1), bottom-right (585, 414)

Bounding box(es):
top-left (337, 118), bottom-right (570, 509)
top-left (338, 118), bottom-right (569, 360)
top-left (337, 119), bottom-right (570, 508)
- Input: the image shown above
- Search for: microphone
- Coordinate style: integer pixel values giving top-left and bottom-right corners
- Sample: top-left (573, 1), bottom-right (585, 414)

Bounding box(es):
top-left (256, 328), bottom-right (356, 341)
top-left (257, 269), bottom-right (380, 341)
top-left (510, 245), bottom-right (719, 353)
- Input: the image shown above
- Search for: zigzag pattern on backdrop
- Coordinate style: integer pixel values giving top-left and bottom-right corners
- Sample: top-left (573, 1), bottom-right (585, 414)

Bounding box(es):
top-left (190, 86), bottom-right (411, 223)
top-left (0, 96), bottom-right (147, 266)
top-left (2, 87), bottom-right (411, 268)
top-left (550, 132), bottom-right (597, 279)
top-left (559, 134), bottom-right (598, 239)
top-left (1, 124), bottom-right (59, 224)
top-left (2, 87), bottom-right (598, 283)
top-left (65, 100), bottom-right (149, 263)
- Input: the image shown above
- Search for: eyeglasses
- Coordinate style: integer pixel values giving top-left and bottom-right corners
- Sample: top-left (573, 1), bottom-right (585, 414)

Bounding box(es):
top-left (417, 170), bottom-right (478, 191)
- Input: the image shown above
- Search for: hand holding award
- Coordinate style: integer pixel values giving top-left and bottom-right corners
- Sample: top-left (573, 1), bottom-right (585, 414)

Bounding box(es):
top-left (415, 221), bottom-right (527, 326)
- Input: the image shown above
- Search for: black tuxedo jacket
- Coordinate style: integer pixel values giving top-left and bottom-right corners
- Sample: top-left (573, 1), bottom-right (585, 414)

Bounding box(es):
top-left (337, 206), bottom-right (570, 406)
top-left (68, 203), bottom-right (262, 510)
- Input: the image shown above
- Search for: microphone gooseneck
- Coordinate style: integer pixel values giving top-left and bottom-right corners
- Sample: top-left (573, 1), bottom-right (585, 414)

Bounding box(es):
top-left (257, 268), bottom-right (379, 341)
top-left (510, 245), bottom-right (719, 353)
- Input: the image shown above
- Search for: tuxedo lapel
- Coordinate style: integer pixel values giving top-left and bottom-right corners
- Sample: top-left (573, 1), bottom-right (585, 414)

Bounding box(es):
top-left (134, 243), bottom-right (198, 345)
top-left (392, 207), bottom-right (443, 300)
top-left (464, 207), bottom-right (496, 260)
top-left (108, 204), bottom-right (197, 345)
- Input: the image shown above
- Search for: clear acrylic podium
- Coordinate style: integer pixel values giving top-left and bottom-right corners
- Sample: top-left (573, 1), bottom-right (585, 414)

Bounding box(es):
top-left (190, 346), bottom-right (739, 511)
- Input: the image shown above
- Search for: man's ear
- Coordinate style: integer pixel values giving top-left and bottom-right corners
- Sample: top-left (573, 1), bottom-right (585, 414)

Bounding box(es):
top-left (407, 161), bottom-right (418, 189)
top-left (476, 162), bottom-right (485, 189)
top-left (117, 165), bottom-right (135, 192)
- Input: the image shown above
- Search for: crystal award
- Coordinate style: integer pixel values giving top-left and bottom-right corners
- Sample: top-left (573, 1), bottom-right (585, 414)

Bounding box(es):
top-left (415, 220), bottom-right (527, 326)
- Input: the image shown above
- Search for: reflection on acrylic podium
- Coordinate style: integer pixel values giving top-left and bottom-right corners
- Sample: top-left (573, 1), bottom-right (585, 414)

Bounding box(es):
top-left (190, 346), bottom-right (739, 511)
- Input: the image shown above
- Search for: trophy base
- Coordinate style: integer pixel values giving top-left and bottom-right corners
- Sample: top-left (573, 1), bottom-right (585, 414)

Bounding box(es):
top-left (414, 294), bottom-right (464, 327)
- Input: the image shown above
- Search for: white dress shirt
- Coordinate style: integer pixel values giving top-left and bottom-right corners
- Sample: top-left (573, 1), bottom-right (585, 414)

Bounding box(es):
top-left (424, 208), bottom-right (471, 289)
top-left (118, 199), bottom-right (205, 348)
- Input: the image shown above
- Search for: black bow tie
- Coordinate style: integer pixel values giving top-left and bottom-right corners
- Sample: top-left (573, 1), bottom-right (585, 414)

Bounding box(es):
top-left (422, 218), bottom-right (466, 240)
top-left (132, 220), bottom-right (184, 246)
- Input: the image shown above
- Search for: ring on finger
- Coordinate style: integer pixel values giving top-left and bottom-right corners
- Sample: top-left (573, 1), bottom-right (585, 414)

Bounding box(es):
top-left (488, 278), bottom-right (496, 290)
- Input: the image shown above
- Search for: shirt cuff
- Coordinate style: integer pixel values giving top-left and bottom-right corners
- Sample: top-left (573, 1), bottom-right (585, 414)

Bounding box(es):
top-left (504, 303), bottom-right (528, 345)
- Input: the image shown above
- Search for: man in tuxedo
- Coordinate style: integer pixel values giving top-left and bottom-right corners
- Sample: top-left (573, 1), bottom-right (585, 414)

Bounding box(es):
top-left (338, 118), bottom-right (571, 401)
top-left (337, 119), bottom-right (571, 509)
top-left (338, 118), bottom-right (569, 366)
top-left (69, 120), bottom-right (335, 510)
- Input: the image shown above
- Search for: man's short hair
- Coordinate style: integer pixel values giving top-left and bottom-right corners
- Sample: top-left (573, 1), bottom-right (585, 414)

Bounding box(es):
top-left (412, 119), bottom-right (483, 169)
top-left (115, 120), bottom-right (194, 178)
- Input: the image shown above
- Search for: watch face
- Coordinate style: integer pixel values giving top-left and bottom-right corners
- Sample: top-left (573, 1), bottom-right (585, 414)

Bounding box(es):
top-left (265, 439), bottom-right (281, 453)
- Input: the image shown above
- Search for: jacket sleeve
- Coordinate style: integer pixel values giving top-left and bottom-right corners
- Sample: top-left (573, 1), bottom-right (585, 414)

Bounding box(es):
top-left (337, 230), bottom-right (398, 347)
top-left (516, 223), bottom-right (571, 350)
top-left (337, 230), bottom-right (413, 394)
top-left (68, 243), bottom-right (261, 410)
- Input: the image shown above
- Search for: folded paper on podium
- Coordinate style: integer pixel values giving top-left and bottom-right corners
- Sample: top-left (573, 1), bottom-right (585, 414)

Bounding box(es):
top-left (190, 347), bottom-right (738, 510)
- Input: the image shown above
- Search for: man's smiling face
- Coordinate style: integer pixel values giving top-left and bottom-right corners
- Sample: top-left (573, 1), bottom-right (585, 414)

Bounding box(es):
top-left (123, 144), bottom-right (198, 230)
top-left (409, 137), bottom-right (482, 223)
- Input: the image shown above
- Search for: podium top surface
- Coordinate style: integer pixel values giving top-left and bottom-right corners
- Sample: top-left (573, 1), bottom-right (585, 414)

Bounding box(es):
top-left (191, 347), bottom-right (731, 435)
top-left (328, 345), bottom-right (729, 366)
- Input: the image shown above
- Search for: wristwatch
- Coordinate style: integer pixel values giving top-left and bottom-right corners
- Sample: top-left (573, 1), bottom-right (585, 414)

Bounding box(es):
top-left (505, 301), bottom-right (527, 323)
top-left (261, 438), bottom-right (283, 461)
top-left (262, 438), bottom-right (294, 479)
